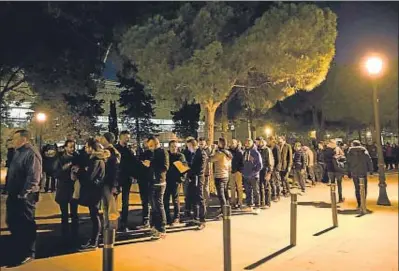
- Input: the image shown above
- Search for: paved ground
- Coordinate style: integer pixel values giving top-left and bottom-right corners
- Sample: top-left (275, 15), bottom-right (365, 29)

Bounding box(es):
top-left (0, 172), bottom-right (398, 271)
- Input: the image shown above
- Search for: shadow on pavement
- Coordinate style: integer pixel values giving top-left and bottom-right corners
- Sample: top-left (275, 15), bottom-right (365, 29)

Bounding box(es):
top-left (244, 244), bottom-right (295, 270)
top-left (313, 226), bottom-right (337, 236)
top-left (298, 201), bottom-right (333, 208)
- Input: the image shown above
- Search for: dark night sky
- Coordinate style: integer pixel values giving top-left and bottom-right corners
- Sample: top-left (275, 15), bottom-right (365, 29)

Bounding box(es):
top-left (103, 1), bottom-right (399, 80)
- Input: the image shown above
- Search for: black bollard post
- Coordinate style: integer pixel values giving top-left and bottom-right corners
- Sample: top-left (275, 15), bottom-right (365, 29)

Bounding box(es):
top-left (223, 205), bottom-right (232, 271)
top-left (359, 178), bottom-right (367, 214)
top-left (103, 228), bottom-right (115, 271)
top-left (290, 193), bottom-right (297, 246)
top-left (330, 183), bottom-right (338, 227)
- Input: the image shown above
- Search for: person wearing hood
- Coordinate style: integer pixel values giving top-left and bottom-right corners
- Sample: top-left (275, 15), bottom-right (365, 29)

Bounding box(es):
top-left (255, 137), bottom-right (274, 208)
top-left (229, 139), bottom-right (244, 209)
top-left (242, 138), bottom-right (263, 214)
top-left (98, 132), bottom-right (121, 230)
top-left (55, 140), bottom-right (79, 245)
top-left (293, 142), bottom-right (307, 193)
top-left (278, 136), bottom-right (293, 197)
top-left (76, 138), bottom-right (108, 250)
top-left (323, 139), bottom-right (346, 203)
top-left (210, 138), bottom-right (232, 216)
top-left (347, 140), bottom-right (373, 210)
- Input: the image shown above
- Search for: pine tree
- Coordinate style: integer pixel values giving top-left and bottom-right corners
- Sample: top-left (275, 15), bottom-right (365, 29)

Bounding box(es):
top-left (108, 101), bottom-right (119, 139)
top-left (171, 101), bottom-right (200, 139)
top-left (118, 63), bottom-right (159, 147)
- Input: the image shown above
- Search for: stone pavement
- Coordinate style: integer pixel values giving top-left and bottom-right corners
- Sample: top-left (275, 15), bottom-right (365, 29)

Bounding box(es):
top-left (0, 173), bottom-right (398, 271)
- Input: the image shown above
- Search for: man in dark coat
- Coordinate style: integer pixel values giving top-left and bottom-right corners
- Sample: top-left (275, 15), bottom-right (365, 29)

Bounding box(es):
top-left (146, 137), bottom-right (169, 240)
top-left (347, 140), bottom-right (373, 210)
top-left (164, 140), bottom-right (187, 225)
top-left (2, 138), bottom-right (15, 195)
top-left (268, 136), bottom-right (282, 201)
top-left (183, 137), bottom-right (195, 217)
top-left (137, 140), bottom-right (153, 229)
top-left (6, 130), bottom-right (42, 266)
top-left (55, 139), bottom-right (79, 244)
top-left (323, 140), bottom-right (345, 203)
top-left (278, 136), bottom-right (293, 197)
top-left (186, 138), bottom-right (207, 229)
top-left (292, 142), bottom-right (306, 193)
top-left (115, 131), bottom-right (134, 232)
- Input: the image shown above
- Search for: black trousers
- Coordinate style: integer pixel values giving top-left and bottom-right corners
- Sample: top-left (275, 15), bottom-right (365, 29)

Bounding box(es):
top-left (353, 176), bottom-right (368, 207)
top-left (6, 193), bottom-right (37, 258)
top-left (371, 158), bottom-right (378, 172)
top-left (138, 180), bottom-right (151, 224)
top-left (119, 180), bottom-right (132, 224)
top-left (187, 175), bottom-right (206, 222)
top-left (215, 178), bottom-right (229, 210)
top-left (88, 205), bottom-right (101, 241)
top-left (59, 200), bottom-right (79, 238)
top-left (45, 174), bottom-right (57, 192)
top-left (259, 170), bottom-right (272, 206)
top-left (150, 184), bottom-right (167, 233)
top-left (279, 170), bottom-right (291, 195)
top-left (164, 181), bottom-right (181, 223)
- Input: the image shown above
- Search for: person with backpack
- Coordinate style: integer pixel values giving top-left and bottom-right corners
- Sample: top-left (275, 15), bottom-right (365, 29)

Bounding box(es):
top-left (323, 140), bottom-right (346, 203)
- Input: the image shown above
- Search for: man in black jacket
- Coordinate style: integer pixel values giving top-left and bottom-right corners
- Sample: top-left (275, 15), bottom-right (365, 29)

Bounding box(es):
top-left (99, 132), bottom-right (121, 229)
top-left (323, 140), bottom-right (345, 203)
top-left (292, 142), bottom-right (306, 193)
top-left (229, 139), bottom-right (244, 209)
top-left (347, 140), bottom-right (373, 210)
top-left (256, 137), bottom-right (274, 208)
top-left (6, 130), bottom-right (42, 266)
top-left (115, 131), bottom-right (134, 232)
top-left (278, 136), bottom-right (293, 197)
top-left (146, 137), bottom-right (169, 239)
top-left (186, 138), bottom-right (207, 230)
top-left (183, 137), bottom-right (195, 218)
top-left (164, 140), bottom-right (187, 225)
top-left (2, 139), bottom-right (15, 195)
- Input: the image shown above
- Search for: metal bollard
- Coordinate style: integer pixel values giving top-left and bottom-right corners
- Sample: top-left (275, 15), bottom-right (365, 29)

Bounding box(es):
top-left (330, 183), bottom-right (338, 227)
top-left (290, 193), bottom-right (297, 246)
top-left (223, 205), bottom-right (232, 271)
top-left (103, 228), bottom-right (116, 271)
top-left (359, 178), bottom-right (367, 214)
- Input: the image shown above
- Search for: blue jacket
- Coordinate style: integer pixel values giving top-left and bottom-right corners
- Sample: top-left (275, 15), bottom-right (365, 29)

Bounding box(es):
top-left (242, 145), bottom-right (263, 179)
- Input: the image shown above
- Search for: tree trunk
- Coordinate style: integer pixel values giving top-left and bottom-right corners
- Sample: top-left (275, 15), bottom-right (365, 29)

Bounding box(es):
top-left (318, 110), bottom-right (326, 141)
top-left (221, 101), bottom-right (229, 134)
top-left (135, 117), bottom-right (141, 151)
top-left (202, 102), bottom-right (219, 144)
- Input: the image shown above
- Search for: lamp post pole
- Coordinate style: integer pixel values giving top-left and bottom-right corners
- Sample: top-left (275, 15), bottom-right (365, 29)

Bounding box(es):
top-left (372, 81), bottom-right (391, 206)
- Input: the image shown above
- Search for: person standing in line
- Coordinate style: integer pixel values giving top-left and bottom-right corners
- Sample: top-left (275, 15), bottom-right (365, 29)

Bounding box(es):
top-left (164, 140), bottom-right (187, 226)
top-left (145, 137), bottom-right (169, 240)
top-left (278, 136), bottom-right (293, 197)
top-left (210, 138), bottom-right (232, 217)
top-left (256, 137), bottom-right (274, 209)
top-left (315, 142), bottom-right (325, 183)
top-left (55, 140), bottom-right (79, 246)
top-left (242, 138), bottom-right (263, 214)
top-left (323, 139), bottom-right (345, 203)
top-left (185, 138), bottom-right (207, 230)
top-left (347, 140), bottom-right (373, 210)
top-left (43, 144), bottom-right (60, 193)
top-left (198, 138), bottom-right (214, 207)
top-left (6, 130), bottom-right (42, 266)
top-left (229, 139), bottom-right (244, 209)
top-left (77, 138), bottom-right (108, 250)
top-left (367, 143), bottom-right (378, 173)
top-left (268, 136), bottom-right (282, 202)
top-left (384, 142), bottom-right (394, 170)
top-left (292, 142), bottom-right (307, 193)
top-left (115, 131), bottom-right (135, 231)
top-left (98, 133), bottom-right (121, 229)
top-left (183, 137), bottom-right (195, 218)
top-left (2, 138), bottom-right (15, 195)
top-left (303, 144), bottom-right (316, 186)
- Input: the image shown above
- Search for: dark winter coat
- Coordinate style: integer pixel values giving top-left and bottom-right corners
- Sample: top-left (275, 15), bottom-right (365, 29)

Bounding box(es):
top-left (77, 150), bottom-right (107, 207)
top-left (316, 149), bottom-right (325, 164)
top-left (293, 150), bottom-right (306, 170)
top-left (279, 143), bottom-right (293, 172)
top-left (43, 145), bottom-right (60, 177)
top-left (115, 143), bottom-right (134, 183)
top-left (229, 147), bottom-right (244, 174)
top-left (138, 149), bottom-right (154, 182)
top-left (6, 143), bottom-right (42, 197)
top-left (55, 152), bottom-right (77, 204)
top-left (167, 152), bottom-right (187, 183)
top-left (187, 148), bottom-right (207, 177)
top-left (103, 145), bottom-right (121, 188)
top-left (270, 144), bottom-right (281, 171)
top-left (323, 147), bottom-right (336, 172)
top-left (150, 148), bottom-right (169, 185)
top-left (347, 146), bottom-right (373, 177)
top-left (258, 146), bottom-right (273, 172)
top-left (6, 148), bottom-right (15, 168)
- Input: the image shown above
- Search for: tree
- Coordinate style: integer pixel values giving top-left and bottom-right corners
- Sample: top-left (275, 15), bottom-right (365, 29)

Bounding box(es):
top-left (108, 101), bottom-right (119, 138)
top-left (118, 63), bottom-right (159, 146)
top-left (171, 101), bottom-right (201, 139)
top-left (119, 2), bottom-right (337, 143)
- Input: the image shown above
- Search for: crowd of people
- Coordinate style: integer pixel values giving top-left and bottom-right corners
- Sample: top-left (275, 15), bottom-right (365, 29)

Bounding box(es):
top-left (2, 128), bottom-right (395, 266)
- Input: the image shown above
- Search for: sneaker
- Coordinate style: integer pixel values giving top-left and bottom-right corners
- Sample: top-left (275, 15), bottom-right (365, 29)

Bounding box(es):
top-left (338, 198), bottom-right (345, 203)
top-left (118, 226), bottom-right (129, 233)
top-left (260, 205), bottom-right (267, 210)
top-left (253, 208), bottom-right (261, 215)
top-left (170, 219), bottom-right (180, 226)
top-left (79, 239), bottom-right (98, 251)
top-left (151, 231), bottom-right (166, 240)
top-left (197, 223), bottom-right (206, 231)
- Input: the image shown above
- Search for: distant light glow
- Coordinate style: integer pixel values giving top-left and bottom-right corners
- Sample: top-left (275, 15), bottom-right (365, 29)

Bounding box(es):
top-left (36, 112), bottom-right (46, 122)
top-left (366, 56), bottom-right (383, 75)
top-left (366, 131), bottom-right (372, 137)
top-left (265, 127), bottom-right (272, 137)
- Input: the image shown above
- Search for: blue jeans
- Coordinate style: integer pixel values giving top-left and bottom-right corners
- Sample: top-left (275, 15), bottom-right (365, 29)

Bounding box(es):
top-left (215, 178), bottom-right (229, 209)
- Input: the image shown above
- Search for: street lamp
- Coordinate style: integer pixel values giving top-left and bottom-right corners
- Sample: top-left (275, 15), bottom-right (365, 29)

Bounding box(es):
top-left (365, 55), bottom-right (391, 206)
top-left (265, 127), bottom-right (272, 138)
top-left (36, 112), bottom-right (47, 151)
